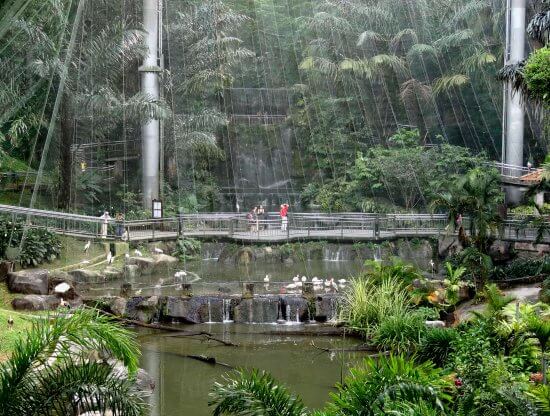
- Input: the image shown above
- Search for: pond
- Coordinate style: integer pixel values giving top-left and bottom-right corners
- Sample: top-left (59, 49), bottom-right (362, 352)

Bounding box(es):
top-left (83, 258), bottom-right (364, 297)
top-left (138, 323), bottom-right (367, 415)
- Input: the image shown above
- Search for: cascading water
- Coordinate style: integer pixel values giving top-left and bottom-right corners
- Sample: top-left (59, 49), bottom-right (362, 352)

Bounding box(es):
top-left (328, 298), bottom-right (338, 323)
top-left (295, 307), bottom-right (300, 323)
top-left (206, 298), bottom-right (213, 323)
top-left (323, 246), bottom-right (342, 262)
top-left (285, 304), bottom-right (291, 323)
top-left (222, 298), bottom-right (233, 323)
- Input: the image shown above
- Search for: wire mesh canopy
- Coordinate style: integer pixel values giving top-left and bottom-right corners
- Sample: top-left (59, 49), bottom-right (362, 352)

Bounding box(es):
top-left (0, 0), bottom-right (547, 218)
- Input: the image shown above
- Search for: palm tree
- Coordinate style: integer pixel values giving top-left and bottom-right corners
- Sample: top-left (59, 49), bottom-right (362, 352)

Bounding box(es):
top-left (0, 309), bottom-right (146, 415)
top-left (432, 167), bottom-right (503, 253)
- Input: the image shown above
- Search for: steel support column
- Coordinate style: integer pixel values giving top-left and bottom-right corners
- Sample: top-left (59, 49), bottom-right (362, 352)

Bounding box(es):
top-left (141, 0), bottom-right (161, 208)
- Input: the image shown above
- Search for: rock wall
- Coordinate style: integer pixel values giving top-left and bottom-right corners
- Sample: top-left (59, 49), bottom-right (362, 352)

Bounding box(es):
top-left (88, 293), bottom-right (341, 325)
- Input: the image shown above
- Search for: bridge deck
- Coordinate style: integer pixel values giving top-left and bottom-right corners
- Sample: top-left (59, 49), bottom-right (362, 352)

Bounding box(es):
top-left (0, 204), bottom-right (547, 244)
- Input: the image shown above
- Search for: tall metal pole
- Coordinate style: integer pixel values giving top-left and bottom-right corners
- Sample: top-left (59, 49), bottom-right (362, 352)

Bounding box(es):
top-left (504, 0), bottom-right (526, 203)
top-left (141, 0), bottom-right (161, 208)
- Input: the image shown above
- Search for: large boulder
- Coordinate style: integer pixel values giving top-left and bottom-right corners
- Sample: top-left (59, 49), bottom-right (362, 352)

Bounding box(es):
top-left (126, 296), bottom-right (161, 323)
top-left (163, 296), bottom-right (224, 323)
top-left (314, 294), bottom-right (340, 322)
top-left (123, 264), bottom-right (140, 280)
top-left (152, 254), bottom-right (178, 270)
top-left (8, 269), bottom-right (48, 295)
top-left (127, 257), bottom-right (156, 275)
top-left (83, 296), bottom-right (127, 316)
top-left (233, 296), bottom-right (279, 324)
top-left (69, 269), bottom-right (104, 284)
top-left (104, 267), bottom-right (123, 281)
top-left (0, 261), bottom-right (14, 282)
top-left (12, 294), bottom-right (60, 311)
top-left (280, 295), bottom-right (311, 323)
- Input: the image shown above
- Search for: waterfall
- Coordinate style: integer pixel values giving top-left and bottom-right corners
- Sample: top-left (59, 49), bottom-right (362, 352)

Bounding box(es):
top-left (328, 298), bottom-right (337, 323)
top-left (295, 307), bottom-right (300, 323)
top-left (285, 304), bottom-right (291, 323)
top-left (373, 246), bottom-right (382, 262)
top-left (323, 246), bottom-right (345, 262)
top-left (223, 298), bottom-right (233, 323)
top-left (207, 299), bottom-right (213, 323)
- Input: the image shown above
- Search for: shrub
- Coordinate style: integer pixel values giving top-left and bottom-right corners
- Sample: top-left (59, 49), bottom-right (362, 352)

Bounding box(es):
top-left (322, 354), bottom-right (451, 415)
top-left (172, 237), bottom-right (201, 261)
top-left (524, 47), bottom-right (550, 105)
top-left (492, 256), bottom-right (550, 281)
top-left (373, 311), bottom-right (427, 353)
top-left (417, 328), bottom-right (459, 368)
top-left (0, 220), bottom-right (61, 267)
top-left (339, 276), bottom-right (412, 337)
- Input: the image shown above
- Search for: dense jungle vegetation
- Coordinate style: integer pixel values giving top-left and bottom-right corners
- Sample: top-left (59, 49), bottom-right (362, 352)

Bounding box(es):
top-left (0, 0), bottom-right (548, 215)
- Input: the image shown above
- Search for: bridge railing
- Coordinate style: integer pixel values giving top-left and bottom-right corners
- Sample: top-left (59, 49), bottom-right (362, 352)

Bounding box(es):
top-left (0, 204), bottom-right (549, 243)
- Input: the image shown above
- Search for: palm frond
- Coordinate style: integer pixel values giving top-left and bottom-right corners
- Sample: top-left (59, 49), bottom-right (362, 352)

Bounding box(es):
top-left (434, 30), bottom-right (474, 50)
top-left (432, 74), bottom-right (469, 95)
top-left (527, 11), bottom-right (550, 44)
top-left (209, 369), bottom-right (308, 416)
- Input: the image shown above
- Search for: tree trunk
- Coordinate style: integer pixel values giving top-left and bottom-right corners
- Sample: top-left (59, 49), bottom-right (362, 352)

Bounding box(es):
top-left (58, 97), bottom-right (73, 210)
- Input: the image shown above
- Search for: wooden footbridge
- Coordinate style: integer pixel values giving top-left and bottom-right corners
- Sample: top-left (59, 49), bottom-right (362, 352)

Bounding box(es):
top-left (0, 204), bottom-right (548, 245)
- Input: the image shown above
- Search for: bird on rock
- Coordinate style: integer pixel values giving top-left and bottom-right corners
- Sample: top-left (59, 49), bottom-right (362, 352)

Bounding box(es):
top-left (134, 249), bottom-right (143, 257)
top-left (83, 241), bottom-right (91, 253)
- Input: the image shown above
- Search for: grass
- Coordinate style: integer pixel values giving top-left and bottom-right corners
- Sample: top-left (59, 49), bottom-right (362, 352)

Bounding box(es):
top-left (0, 284), bottom-right (33, 359)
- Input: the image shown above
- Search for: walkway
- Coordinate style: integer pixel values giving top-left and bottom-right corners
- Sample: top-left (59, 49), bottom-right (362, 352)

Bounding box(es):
top-left (0, 204), bottom-right (548, 244)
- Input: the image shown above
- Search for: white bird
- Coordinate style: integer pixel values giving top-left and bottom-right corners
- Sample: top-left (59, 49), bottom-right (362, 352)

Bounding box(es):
top-left (301, 276), bottom-right (307, 282)
top-left (324, 279), bottom-right (331, 287)
top-left (330, 279), bottom-right (339, 292)
top-left (134, 249), bottom-right (143, 257)
top-left (7, 315), bottom-right (13, 330)
top-left (338, 279), bottom-right (347, 285)
top-left (83, 241), bottom-right (91, 253)
top-left (106, 251), bottom-right (113, 264)
top-left (286, 283), bottom-right (297, 290)
top-left (296, 281), bottom-right (303, 288)
top-left (80, 260), bottom-right (90, 265)
top-left (263, 275), bottom-right (270, 283)
top-left (312, 277), bottom-right (320, 284)
top-left (429, 259), bottom-right (435, 270)
top-left (135, 289), bottom-right (142, 295)
top-left (125, 253), bottom-right (130, 259)
top-left (292, 276), bottom-right (299, 283)
top-left (154, 247), bottom-right (164, 254)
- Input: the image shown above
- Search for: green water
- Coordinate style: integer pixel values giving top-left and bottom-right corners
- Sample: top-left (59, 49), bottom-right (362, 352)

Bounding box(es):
top-left (84, 259), bottom-right (363, 297)
top-left (138, 324), bottom-right (366, 415)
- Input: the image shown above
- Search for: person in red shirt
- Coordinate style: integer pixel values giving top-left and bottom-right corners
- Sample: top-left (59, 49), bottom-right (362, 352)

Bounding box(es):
top-left (280, 203), bottom-right (289, 231)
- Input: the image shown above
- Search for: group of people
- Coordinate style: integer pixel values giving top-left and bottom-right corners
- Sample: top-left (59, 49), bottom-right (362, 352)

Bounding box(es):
top-left (246, 203), bottom-right (290, 232)
top-left (99, 211), bottom-right (127, 240)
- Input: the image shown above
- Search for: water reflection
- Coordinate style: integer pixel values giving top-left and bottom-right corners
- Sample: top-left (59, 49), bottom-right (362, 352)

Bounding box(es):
top-left (138, 324), bottom-right (366, 416)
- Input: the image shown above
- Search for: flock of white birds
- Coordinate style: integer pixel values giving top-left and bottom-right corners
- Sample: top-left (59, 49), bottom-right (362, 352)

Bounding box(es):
top-left (80, 241), bottom-right (348, 295)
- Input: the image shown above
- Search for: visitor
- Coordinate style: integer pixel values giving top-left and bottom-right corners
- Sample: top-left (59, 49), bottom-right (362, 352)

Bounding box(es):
top-left (280, 203), bottom-right (289, 231)
top-left (99, 211), bottom-right (111, 239)
top-left (247, 207), bottom-right (258, 232)
top-left (456, 213), bottom-right (463, 231)
top-left (115, 212), bottom-right (125, 238)
top-left (257, 205), bottom-right (265, 230)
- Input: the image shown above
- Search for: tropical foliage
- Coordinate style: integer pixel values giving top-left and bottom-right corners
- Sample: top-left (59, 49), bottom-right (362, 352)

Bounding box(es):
top-left (0, 309), bottom-right (146, 416)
